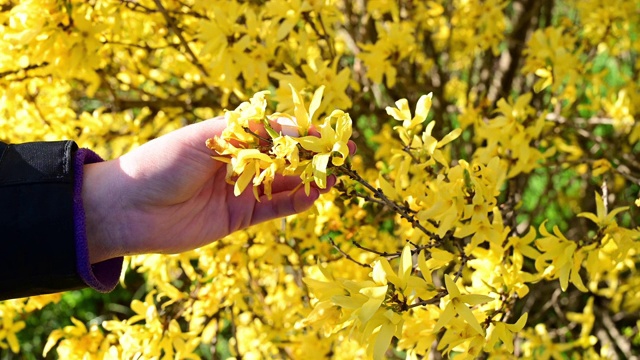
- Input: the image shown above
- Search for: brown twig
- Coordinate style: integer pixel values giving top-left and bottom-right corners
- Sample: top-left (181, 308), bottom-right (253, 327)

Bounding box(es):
top-left (351, 240), bottom-right (400, 258)
top-left (407, 291), bottom-right (446, 309)
top-left (153, 0), bottom-right (210, 78)
top-left (336, 163), bottom-right (436, 239)
top-left (329, 238), bottom-right (370, 268)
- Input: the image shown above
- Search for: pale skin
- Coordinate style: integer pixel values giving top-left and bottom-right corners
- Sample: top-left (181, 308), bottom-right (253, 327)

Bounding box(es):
top-left (82, 116), bottom-right (351, 264)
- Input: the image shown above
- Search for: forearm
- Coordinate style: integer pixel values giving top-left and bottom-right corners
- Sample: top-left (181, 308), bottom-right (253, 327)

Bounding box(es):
top-left (0, 141), bottom-right (122, 300)
top-left (81, 159), bottom-right (129, 264)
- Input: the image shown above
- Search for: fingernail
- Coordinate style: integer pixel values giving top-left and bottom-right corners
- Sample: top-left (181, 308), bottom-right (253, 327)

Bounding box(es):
top-left (348, 141), bottom-right (357, 155)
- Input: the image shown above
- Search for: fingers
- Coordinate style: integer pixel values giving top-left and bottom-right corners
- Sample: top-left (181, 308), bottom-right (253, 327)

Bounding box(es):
top-left (267, 174), bottom-right (336, 194)
top-left (251, 187), bottom-right (320, 225)
top-left (347, 140), bottom-right (357, 156)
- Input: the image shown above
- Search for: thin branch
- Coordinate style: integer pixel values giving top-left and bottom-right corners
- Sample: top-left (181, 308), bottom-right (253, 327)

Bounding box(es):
top-left (336, 163), bottom-right (437, 239)
top-left (329, 238), bottom-right (370, 268)
top-left (24, 88), bottom-right (52, 127)
top-left (228, 307), bottom-right (242, 358)
top-left (453, 241), bottom-right (468, 282)
top-left (406, 292), bottom-right (446, 309)
top-left (601, 310), bottom-right (634, 359)
top-left (0, 63), bottom-right (48, 79)
top-left (351, 240), bottom-right (400, 258)
top-left (243, 126), bottom-right (273, 144)
top-left (101, 39), bottom-right (172, 51)
top-left (153, 0), bottom-right (210, 78)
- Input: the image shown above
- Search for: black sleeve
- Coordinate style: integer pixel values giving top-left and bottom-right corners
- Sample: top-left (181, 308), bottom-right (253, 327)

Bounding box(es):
top-left (0, 141), bottom-right (86, 300)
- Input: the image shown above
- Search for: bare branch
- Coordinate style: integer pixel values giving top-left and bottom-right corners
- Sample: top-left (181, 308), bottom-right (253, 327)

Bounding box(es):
top-left (329, 238), bottom-right (370, 268)
top-left (153, 0), bottom-right (210, 78)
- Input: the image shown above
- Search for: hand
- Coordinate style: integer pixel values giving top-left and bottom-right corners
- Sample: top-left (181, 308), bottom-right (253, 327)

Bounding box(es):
top-left (82, 116), bottom-right (353, 263)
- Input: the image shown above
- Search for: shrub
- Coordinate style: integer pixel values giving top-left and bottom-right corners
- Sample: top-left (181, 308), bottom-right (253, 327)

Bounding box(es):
top-left (1, 0), bottom-right (639, 358)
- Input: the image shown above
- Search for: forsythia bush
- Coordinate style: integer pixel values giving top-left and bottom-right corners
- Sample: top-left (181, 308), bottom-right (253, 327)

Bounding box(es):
top-left (1, 0), bottom-right (640, 359)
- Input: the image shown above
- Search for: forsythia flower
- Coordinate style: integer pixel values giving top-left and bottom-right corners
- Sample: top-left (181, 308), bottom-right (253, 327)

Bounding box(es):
top-left (578, 191), bottom-right (629, 229)
top-left (296, 109), bottom-right (353, 189)
top-left (485, 313), bottom-right (528, 352)
top-left (433, 275), bottom-right (492, 336)
top-left (535, 221), bottom-right (588, 292)
top-left (206, 87), bottom-right (353, 198)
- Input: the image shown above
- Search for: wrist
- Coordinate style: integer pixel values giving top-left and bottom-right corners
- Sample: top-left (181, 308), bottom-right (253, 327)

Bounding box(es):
top-left (82, 159), bottom-right (129, 263)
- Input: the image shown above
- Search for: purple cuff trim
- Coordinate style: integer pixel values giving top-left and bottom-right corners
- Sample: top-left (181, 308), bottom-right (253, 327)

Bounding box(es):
top-left (73, 149), bottom-right (123, 292)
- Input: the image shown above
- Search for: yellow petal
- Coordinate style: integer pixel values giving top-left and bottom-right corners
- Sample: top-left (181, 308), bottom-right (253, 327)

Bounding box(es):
top-left (577, 212), bottom-right (600, 224)
top-left (331, 295), bottom-right (365, 309)
top-left (444, 275), bottom-right (461, 298)
top-left (43, 330), bottom-right (64, 356)
top-left (505, 313), bottom-right (528, 332)
top-left (8, 333), bottom-right (20, 353)
top-left (437, 128), bottom-right (462, 148)
top-left (432, 303), bottom-right (456, 332)
top-left (605, 206), bottom-right (629, 224)
top-left (398, 244), bottom-right (412, 281)
top-left (308, 85), bottom-right (325, 123)
top-left (297, 136), bottom-right (326, 153)
top-left (594, 191), bottom-right (605, 219)
top-left (373, 322), bottom-right (395, 360)
top-left (372, 259), bottom-right (389, 285)
top-left (454, 301), bottom-right (484, 335)
top-left (375, 258), bottom-right (402, 287)
top-left (413, 93), bottom-right (433, 125)
top-left (386, 98), bottom-right (411, 121)
top-left (334, 111), bottom-right (353, 141)
top-left (417, 251), bottom-right (431, 280)
top-left (460, 294), bottom-right (493, 306)
top-left (289, 84), bottom-right (310, 133)
top-left (234, 165), bottom-right (256, 196)
top-left (359, 285), bottom-right (388, 323)
top-left (378, 174), bottom-right (401, 201)
top-left (312, 152), bottom-right (330, 189)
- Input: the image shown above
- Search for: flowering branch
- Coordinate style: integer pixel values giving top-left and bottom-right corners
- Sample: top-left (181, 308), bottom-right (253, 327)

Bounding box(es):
top-left (335, 162), bottom-right (436, 239)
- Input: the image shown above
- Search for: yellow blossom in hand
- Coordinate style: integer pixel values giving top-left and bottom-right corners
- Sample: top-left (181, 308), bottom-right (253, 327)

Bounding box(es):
top-left (297, 110), bottom-right (353, 189)
top-left (222, 90), bottom-right (271, 144)
top-left (208, 88), bottom-right (353, 198)
top-left (270, 84), bottom-right (325, 136)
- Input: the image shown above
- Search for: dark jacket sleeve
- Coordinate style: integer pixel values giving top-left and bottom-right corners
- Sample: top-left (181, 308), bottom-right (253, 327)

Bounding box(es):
top-left (0, 141), bottom-right (86, 300)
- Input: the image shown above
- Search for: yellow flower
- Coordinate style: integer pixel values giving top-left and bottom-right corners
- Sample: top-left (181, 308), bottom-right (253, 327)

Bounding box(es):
top-left (433, 275), bottom-right (492, 335)
top-left (566, 297), bottom-right (597, 347)
top-left (230, 149), bottom-right (273, 197)
top-left (222, 90), bottom-right (271, 144)
top-left (386, 93), bottom-right (432, 131)
top-left (297, 110), bottom-right (353, 189)
top-left (0, 312), bottom-right (25, 353)
top-left (386, 93), bottom-right (433, 145)
top-left (270, 135), bottom-right (300, 173)
top-left (485, 313), bottom-right (528, 353)
top-left (578, 191), bottom-right (629, 229)
top-left (535, 221), bottom-right (588, 292)
top-left (270, 84), bottom-right (325, 136)
top-left (371, 244), bottom-right (413, 291)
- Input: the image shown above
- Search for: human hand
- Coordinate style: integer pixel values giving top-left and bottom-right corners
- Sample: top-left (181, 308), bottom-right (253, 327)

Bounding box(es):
top-left (82, 116), bottom-right (355, 263)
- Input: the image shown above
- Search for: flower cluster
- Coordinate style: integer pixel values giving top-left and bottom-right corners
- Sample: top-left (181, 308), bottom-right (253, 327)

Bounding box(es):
top-left (207, 86), bottom-right (352, 199)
